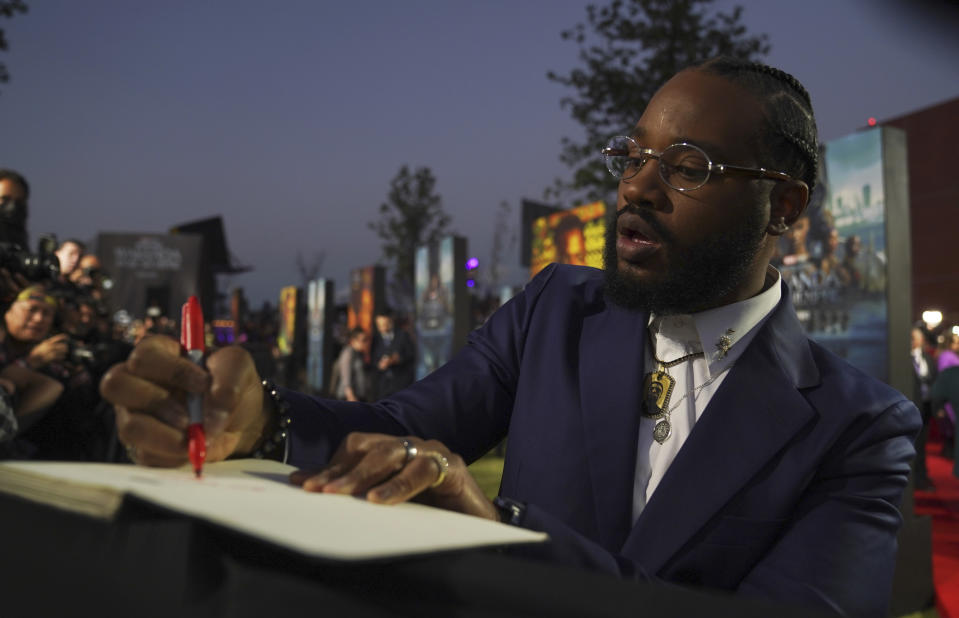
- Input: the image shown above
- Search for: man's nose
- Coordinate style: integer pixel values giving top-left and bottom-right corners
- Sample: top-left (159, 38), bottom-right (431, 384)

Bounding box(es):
top-left (618, 161), bottom-right (665, 211)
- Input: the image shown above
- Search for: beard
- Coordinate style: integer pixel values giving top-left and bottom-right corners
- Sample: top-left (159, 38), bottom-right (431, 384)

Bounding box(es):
top-left (603, 204), bottom-right (767, 315)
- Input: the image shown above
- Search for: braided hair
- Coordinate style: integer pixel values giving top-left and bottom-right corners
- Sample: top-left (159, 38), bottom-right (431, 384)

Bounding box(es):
top-left (694, 57), bottom-right (819, 195)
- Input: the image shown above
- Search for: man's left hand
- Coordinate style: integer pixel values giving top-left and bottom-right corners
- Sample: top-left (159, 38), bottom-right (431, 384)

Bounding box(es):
top-left (289, 432), bottom-right (499, 521)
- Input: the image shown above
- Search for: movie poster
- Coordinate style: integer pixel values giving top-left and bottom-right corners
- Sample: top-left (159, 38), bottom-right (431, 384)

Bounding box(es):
top-left (414, 236), bottom-right (466, 380)
top-left (306, 278), bottom-right (333, 392)
top-left (774, 128), bottom-right (889, 381)
top-left (529, 201), bottom-right (606, 278)
top-left (347, 265), bottom-right (385, 337)
top-left (276, 285), bottom-right (298, 358)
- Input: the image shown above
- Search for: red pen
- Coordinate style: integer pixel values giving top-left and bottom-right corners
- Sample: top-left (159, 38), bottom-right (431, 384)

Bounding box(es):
top-left (181, 296), bottom-right (206, 477)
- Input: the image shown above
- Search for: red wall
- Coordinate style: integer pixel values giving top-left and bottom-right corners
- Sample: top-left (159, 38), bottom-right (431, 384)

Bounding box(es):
top-left (883, 96), bottom-right (959, 325)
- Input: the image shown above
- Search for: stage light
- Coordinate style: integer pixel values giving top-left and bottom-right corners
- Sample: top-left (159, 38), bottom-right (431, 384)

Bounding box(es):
top-left (922, 310), bottom-right (943, 328)
top-left (465, 257), bottom-right (479, 271)
top-left (466, 279), bottom-right (476, 288)
top-left (952, 325), bottom-right (959, 336)
top-left (867, 117), bottom-right (877, 127)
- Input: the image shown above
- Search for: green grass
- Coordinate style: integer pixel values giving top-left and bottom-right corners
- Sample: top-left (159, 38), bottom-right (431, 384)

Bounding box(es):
top-left (468, 451), bottom-right (505, 500)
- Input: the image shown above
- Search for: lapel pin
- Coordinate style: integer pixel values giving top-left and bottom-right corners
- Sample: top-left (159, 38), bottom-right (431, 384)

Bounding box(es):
top-left (716, 328), bottom-right (735, 360)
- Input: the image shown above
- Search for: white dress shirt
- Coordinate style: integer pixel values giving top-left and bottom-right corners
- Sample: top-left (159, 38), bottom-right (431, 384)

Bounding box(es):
top-left (632, 267), bottom-right (783, 523)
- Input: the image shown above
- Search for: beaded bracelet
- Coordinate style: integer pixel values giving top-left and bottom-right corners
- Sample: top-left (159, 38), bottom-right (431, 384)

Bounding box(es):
top-left (252, 379), bottom-right (292, 461)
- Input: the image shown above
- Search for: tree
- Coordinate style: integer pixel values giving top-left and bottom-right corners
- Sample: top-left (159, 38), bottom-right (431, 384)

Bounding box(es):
top-left (546, 0), bottom-right (769, 205)
top-left (368, 165), bottom-right (452, 311)
top-left (0, 1), bottom-right (28, 91)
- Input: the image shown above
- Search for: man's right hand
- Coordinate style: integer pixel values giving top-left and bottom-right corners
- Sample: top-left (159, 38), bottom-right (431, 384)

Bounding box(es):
top-left (99, 335), bottom-right (269, 467)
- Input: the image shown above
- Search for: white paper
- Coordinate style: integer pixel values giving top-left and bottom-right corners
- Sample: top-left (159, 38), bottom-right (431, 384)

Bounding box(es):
top-left (0, 459), bottom-right (546, 560)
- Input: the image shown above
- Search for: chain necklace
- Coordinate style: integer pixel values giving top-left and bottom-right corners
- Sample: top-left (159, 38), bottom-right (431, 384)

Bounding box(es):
top-left (661, 366), bottom-right (729, 415)
top-left (642, 349), bottom-right (704, 444)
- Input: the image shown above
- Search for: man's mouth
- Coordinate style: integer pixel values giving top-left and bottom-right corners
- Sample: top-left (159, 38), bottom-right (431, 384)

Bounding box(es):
top-left (616, 213), bottom-right (661, 264)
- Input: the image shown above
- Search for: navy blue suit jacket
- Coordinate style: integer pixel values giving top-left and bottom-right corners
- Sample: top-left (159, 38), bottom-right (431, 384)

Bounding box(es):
top-left (282, 264), bottom-right (920, 616)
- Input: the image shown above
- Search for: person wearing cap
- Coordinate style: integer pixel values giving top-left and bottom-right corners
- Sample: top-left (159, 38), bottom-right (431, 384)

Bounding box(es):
top-left (3, 285), bottom-right (68, 371)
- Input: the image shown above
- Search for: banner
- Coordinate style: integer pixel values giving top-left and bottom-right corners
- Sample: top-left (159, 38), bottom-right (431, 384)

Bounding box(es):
top-left (774, 128), bottom-right (893, 381)
top-left (414, 236), bottom-right (467, 380)
top-left (347, 266), bottom-right (385, 337)
top-left (529, 201), bottom-right (606, 278)
top-left (276, 286), bottom-right (299, 358)
top-left (306, 278), bottom-right (333, 392)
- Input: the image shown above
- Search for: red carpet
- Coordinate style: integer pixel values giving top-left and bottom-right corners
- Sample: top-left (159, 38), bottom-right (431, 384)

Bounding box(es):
top-left (914, 438), bottom-right (959, 618)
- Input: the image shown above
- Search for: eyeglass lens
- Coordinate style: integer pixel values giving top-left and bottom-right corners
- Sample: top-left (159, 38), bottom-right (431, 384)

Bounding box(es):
top-left (604, 136), bottom-right (712, 191)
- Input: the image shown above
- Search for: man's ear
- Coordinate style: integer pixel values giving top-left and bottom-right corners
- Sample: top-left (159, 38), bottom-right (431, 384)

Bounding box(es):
top-left (767, 180), bottom-right (809, 236)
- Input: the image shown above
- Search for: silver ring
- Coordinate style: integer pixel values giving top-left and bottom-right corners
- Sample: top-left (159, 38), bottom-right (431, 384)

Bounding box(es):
top-left (400, 439), bottom-right (418, 462)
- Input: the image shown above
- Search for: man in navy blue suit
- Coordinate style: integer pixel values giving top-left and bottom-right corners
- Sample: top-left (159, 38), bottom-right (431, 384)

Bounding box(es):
top-left (103, 57), bottom-right (920, 616)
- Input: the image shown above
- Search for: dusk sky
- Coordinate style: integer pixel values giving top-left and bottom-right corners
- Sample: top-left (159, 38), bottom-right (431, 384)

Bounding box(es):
top-left (3, 0), bottom-right (958, 309)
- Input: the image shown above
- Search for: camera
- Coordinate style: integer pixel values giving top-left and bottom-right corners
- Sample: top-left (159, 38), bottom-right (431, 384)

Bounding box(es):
top-left (0, 233), bottom-right (61, 282)
top-left (67, 338), bottom-right (97, 365)
top-left (66, 337), bottom-right (132, 379)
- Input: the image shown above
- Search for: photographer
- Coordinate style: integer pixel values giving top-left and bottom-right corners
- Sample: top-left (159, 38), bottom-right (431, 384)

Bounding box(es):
top-left (1, 283), bottom-right (121, 461)
top-left (0, 362), bottom-right (64, 458)
top-left (0, 169), bottom-right (29, 249)
top-left (59, 290), bottom-right (132, 384)
top-left (3, 285), bottom-right (68, 371)
top-left (0, 170), bottom-right (33, 307)
top-left (54, 238), bottom-right (84, 283)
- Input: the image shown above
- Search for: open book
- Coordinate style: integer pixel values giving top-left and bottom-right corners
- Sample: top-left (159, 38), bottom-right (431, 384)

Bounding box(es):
top-left (0, 458), bottom-right (546, 560)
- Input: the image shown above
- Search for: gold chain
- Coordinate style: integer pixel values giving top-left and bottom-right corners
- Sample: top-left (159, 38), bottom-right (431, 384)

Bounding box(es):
top-left (654, 351), bottom-right (704, 370)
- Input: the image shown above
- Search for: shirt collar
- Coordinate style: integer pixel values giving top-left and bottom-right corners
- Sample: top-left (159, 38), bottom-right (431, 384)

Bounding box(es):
top-left (648, 266), bottom-right (782, 376)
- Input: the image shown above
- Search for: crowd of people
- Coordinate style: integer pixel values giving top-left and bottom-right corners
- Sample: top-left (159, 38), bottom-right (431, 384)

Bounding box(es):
top-left (0, 167), bottom-right (434, 461)
top-left (911, 323), bottom-right (959, 488)
top-left (0, 169), bottom-right (133, 460)
top-left (330, 310), bottom-right (415, 402)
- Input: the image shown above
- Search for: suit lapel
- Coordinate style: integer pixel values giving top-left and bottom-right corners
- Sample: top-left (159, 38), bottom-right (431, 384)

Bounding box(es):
top-left (578, 301), bottom-right (647, 550)
top-left (622, 291), bottom-right (820, 573)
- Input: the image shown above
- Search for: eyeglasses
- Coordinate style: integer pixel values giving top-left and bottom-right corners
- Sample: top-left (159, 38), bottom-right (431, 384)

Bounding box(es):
top-left (601, 135), bottom-right (795, 192)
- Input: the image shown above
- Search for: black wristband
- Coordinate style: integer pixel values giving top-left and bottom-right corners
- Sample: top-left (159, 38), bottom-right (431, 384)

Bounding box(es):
top-left (493, 496), bottom-right (526, 527)
top-left (251, 380), bottom-right (291, 461)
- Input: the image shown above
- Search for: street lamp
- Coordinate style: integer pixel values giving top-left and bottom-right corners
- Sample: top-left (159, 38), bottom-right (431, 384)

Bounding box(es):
top-left (922, 310), bottom-right (943, 329)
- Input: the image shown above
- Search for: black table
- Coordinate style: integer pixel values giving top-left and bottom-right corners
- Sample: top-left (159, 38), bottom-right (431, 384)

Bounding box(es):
top-left (1, 492), bottom-right (834, 618)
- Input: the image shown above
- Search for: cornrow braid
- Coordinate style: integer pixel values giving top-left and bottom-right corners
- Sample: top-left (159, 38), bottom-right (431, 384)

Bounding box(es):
top-left (694, 57), bottom-right (819, 195)
top-left (776, 130), bottom-right (819, 182)
top-left (748, 63), bottom-right (813, 110)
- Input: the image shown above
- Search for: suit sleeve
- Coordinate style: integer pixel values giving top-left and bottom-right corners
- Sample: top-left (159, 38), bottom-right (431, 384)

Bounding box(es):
top-left (280, 265), bottom-right (560, 469)
top-left (733, 399), bottom-right (919, 616)
top-left (507, 504), bottom-right (650, 578)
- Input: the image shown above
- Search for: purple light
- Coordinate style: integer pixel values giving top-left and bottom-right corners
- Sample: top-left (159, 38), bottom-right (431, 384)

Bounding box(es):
top-left (466, 278), bottom-right (476, 288)
top-left (465, 257), bottom-right (479, 270)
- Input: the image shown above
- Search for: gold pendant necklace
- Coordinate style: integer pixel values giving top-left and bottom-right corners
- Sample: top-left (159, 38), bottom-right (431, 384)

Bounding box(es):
top-left (642, 350), bottom-right (704, 444)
